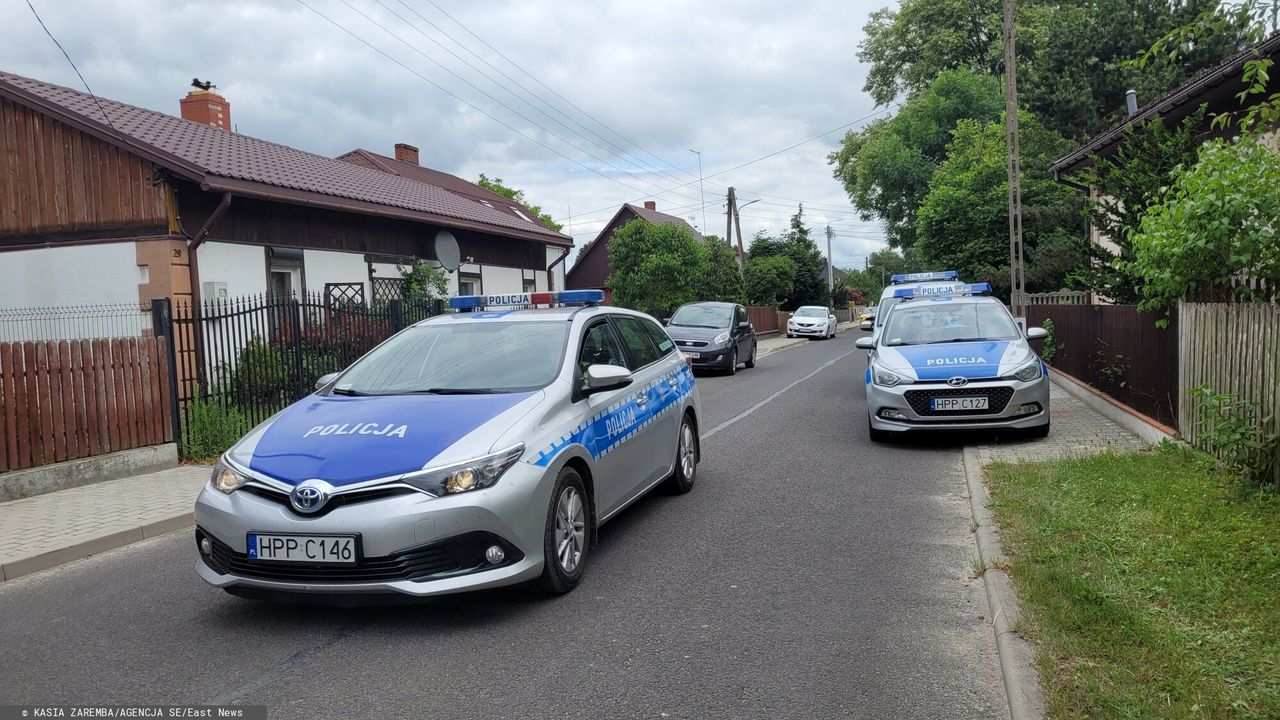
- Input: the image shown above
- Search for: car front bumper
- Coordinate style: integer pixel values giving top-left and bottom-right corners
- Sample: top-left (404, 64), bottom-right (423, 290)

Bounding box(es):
top-left (788, 324), bottom-right (827, 336)
top-left (865, 373), bottom-right (1050, 433)
top-left (684, 346), bottom-right (734, 369)
top-left (193, 461), bottom-right (555, 598)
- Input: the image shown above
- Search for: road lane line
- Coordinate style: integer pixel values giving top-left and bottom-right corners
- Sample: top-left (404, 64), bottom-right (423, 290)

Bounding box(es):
top-left (704, 346), bottom-right (859, 439)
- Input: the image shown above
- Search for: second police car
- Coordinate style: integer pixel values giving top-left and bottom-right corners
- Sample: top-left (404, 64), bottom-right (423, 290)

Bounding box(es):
top-left (855, 283), bottom-right (1051, 441)
top-left (869, 270), bottom-right (968, 341)
top-left (193, 290), bottom-right (700, 600)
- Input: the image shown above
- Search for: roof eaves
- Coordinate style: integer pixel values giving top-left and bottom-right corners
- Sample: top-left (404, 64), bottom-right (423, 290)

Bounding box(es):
top-left (201, 175), bottom-right (572, 246)
top-left (1050, 31), bottom-right (1280, 176)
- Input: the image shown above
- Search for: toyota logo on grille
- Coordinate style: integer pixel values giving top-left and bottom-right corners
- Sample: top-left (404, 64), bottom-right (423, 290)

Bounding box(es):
top-left (946, 376), bottom-right (969, 387)
top-left (290, 479), bottom-right (333, 514)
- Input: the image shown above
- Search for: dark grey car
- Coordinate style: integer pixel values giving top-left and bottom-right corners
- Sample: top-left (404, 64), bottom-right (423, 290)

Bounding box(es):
top-left (664, 302), bottom-right (757, 374)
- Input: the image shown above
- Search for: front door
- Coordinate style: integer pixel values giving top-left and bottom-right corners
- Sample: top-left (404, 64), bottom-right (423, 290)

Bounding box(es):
top-left (576, 320), bottom-right (647, 516)
top-left (605, 315), bottom-right (672, 510)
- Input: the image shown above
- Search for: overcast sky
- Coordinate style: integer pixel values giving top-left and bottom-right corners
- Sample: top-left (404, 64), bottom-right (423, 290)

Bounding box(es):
top-left (2, 0), bottom-right (892, 268)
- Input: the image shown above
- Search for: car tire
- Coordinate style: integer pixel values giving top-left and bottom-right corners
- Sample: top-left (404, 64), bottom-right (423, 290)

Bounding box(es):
top-left (725, 347), bottom-right (737, 375)
top-left (534, 467), bottom-right (590, 595)
top-left (1025, 420), bottom-right (1051, 439)
top-left (663, 414), bottom-right (698, 494)
top-left (744, 342), bottom-right (757, 368)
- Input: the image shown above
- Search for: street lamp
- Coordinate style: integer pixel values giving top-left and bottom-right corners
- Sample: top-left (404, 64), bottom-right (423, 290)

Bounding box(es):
top-left (689, 149), bottom-right (706, 234)
top-left (825, 216), bottom-right (845, 296)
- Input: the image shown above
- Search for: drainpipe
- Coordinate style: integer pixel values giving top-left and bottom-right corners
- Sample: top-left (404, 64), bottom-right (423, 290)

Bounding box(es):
top-left (187, 193), bottom-right (232, 308)
top-left (546, 246), bottom-right (570, 291)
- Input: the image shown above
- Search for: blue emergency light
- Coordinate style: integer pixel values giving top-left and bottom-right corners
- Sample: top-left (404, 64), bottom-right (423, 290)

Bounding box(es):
top-left (892, 282), bottom-right (991, 299)
top-left (448, 289), bottom-right (605, 310)
top-left (889, 270), bottom-right (959, 285)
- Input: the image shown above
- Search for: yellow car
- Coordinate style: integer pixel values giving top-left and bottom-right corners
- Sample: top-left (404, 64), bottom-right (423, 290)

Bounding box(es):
top-left (858, 306), bottom-right (877, 330)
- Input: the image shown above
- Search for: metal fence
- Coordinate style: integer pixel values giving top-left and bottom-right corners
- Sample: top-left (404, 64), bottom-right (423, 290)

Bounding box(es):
top-left (0, 302), bottom-right (152, 343)
top-left (170, 292), bottom-right (443, 455)
top-left (1026, 290), bottom-right (1092, 306)
top-left (1027, 304), bottom-right (1180, 428)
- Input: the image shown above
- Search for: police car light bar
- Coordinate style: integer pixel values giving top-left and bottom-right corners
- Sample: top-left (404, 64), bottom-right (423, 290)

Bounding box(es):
top-left (889, 270), bottom-right (959, 285)
top-left (892, 282), bottom-right (991, 299)
top-left (448, 289), bottom-right (605, 309)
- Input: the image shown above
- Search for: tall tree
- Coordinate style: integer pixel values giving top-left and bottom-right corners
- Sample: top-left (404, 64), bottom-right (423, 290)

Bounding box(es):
top-left (699, 237), bottom-right (746, 305)
top-left (475, 174), bottom-right (564, 232)
top-left (744, 256), bottom-right (796, 308)
top-left (829, 69), bottom-right (1003, 250)
top-left (607, 219), bottom-right (707, 315)
top-left (747, 206), bottom-right (827, 310)
top-left (915, 112), bottom-right (1085, 298)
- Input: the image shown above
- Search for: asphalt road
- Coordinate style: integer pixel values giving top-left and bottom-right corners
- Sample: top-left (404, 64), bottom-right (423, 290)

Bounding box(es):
top-left (0, 332), bottom-right (1007, 719)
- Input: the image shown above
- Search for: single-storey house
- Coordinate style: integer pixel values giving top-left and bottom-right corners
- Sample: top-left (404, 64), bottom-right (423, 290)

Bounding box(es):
top-left (1050, 31), bottom-right (1280, 255)
top-left (565, 201), bottom-right (712, 303)
top-left (0, 71), bottom-right (572, 317)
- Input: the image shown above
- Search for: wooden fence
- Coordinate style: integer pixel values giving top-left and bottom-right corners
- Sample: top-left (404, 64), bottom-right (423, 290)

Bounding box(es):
top-left (747, 306), bottom-right (780, 335)
top-left (1027, 304), bottom-right (1180, 428)
top-left (0, 337), bottom-right (173, 472)
top-left (1178, 302), bottom-right (1280, 485)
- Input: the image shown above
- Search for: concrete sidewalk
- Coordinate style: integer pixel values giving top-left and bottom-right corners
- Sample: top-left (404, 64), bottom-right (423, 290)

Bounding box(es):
top-left (0, 464), bottom-right (210, 582)
top-left (973, 380), bottom-right (1148, 465)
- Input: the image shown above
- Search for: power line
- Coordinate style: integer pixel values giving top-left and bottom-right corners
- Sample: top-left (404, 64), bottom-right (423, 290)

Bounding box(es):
top-left (376, 0), bottom-right (703, 197)
top-left (331, 0), bottom-right (705, 204)
top-left (417, 0), bottom-right (706, 186)
top-left (555, 107), bottom-right (893, 223)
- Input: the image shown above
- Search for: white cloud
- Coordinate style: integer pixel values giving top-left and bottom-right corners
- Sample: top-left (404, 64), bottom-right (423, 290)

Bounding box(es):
top-left (2, 0), bottom-right (891, 266)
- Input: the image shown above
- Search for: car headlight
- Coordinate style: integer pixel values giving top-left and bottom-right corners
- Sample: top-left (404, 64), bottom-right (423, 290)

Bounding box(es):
top-left (713, 331), bottom-right (731, 344)
top-left (1012, 360), bottom-right (1043, 382)
top-left (871, 363), bottom-right (912, 387)
top-left (210, 459), bottom-right (249, 494)
top-left (401, 444), bottom-right (525, 496)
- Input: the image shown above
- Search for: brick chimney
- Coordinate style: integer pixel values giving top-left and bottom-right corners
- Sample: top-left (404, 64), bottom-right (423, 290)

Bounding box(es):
top-left (643, 201), bottom-right (656, 210)
top-left (394, 143), bottom-right (420, 165)
top-left (179, 86), bottom-right (231, 130)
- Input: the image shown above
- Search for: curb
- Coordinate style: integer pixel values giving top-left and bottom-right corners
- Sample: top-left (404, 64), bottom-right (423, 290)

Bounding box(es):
top-left (962, 446), bottom-right (1045, 720)
top-left (758, 338), bottom-right (807, 357)
top-left (1049, 371), bottom-right (1174, 445)
top-left (0, 443), bottom-right (179, 503)
top-left (0, 512), bottom-right (193, 583)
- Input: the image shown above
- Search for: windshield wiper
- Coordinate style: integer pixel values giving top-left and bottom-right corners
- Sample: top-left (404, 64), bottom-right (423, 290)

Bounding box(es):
top-left (414, 387), bottom-right (503, 394)
top-left (330, 387), bottom-right (368, 396)
top-left (927, 337), bottom-right (990, 344)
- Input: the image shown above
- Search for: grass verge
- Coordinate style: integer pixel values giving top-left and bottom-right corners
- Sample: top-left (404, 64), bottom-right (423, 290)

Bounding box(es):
top-left (986, 444), bottom-right (1279, 719)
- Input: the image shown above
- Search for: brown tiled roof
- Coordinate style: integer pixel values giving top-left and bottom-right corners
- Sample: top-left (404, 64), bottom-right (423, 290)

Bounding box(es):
top-left (335, 149), bottom-right (557, 232)
top-left (626, 203), bottom-right (705, 241)
top-left (565, 203), bottom-right (713, 285)
top-left (0, 70), bottom-right (570, 245)
top-left (1051, 30), bottom-right (1280, 175)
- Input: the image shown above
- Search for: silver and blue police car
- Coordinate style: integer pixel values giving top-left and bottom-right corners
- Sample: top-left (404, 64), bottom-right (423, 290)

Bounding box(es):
top-left (194, 290), bottom-right (701, 600)
top-left (869, 271), bottom-right (968, 342)
top-left (855, 283), bottom-right (1050, 441)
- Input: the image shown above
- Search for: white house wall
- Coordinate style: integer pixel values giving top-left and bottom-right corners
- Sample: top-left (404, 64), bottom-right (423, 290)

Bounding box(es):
top-left (481, 265), bottom-right (524, 296)
top-left (0, 242), bottom-right (146, 341)
top-left (546, 245), bottom-right (567, 290)
top-left (302, 249), bottom-right (368, 302)
top-left (197, 242), bottom-right (268, 300)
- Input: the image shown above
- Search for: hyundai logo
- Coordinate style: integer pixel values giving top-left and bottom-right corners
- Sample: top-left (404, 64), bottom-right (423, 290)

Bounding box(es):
top-left (946, 376), bottom-right (969, 387)
top-left (290, 479), bottom-right (333, 514)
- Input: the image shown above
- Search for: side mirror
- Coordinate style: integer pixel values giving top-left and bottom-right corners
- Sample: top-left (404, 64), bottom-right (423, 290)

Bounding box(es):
top-left (738, 321), bottom-right (751, 329)
top-left (855, 337), bottom-right (876, 350)
top-left (584, 364), bottom-right (632, 394)
top-left (1026, 327), bottom-right (1048, 340)
top-left (315, 372), bottom-right (339, 391)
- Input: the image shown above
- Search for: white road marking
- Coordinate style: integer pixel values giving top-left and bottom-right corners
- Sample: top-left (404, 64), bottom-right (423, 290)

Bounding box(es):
top-left (704, 347), bottom-right (860, 439)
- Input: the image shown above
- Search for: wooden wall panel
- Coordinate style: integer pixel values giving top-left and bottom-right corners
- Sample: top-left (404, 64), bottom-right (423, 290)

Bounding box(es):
top-left (0, 98), bottom-right (168, 236)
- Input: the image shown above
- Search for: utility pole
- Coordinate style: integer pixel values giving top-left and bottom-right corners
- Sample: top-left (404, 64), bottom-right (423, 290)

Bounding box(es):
top-left (824, 222), bottom-right (836, 300)
top-left (726, 186), bottom-right (736, 261)
top-left (1002, 0), bottom-right (1027, 318)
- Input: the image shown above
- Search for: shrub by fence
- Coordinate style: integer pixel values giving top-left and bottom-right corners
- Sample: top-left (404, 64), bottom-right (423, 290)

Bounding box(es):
top-left (1027, 304), bottom-right (1179, 428)
top-left (0, 336), bottom-right (173, 471)
top-left (1178, 301), bottom-right (1280, 486)
top-left (171, 292), bottom-right (442, 457)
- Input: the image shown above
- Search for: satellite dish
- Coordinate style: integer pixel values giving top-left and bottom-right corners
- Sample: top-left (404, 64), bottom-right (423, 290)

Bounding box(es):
top-left (434, 231), bottom-right (461, 272)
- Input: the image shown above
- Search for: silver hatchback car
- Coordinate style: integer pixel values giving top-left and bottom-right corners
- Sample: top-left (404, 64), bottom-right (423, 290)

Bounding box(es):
top-left (194, 291), bottom-right (701, 600)
top-left (856, 285), bottom-right (1050, 441)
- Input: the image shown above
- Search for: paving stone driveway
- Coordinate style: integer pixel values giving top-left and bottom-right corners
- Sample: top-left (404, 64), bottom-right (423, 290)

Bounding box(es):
top-left (975, 381), bottom-right (1149, 465)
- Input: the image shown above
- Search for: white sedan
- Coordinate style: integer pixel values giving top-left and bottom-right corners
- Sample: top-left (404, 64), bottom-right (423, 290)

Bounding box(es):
top-left (786, 306), bottom-right (838, 339)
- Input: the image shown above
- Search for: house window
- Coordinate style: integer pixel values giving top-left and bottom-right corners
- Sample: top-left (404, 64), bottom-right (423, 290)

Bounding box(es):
top-left (459, 272), bottom-right (482, 296)
top-left (267, 246), bottom-right (304, 300)
top-left (523, 278), bottom-right (536, 293)
top-left (511, 206), bottom-right (534, 223)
